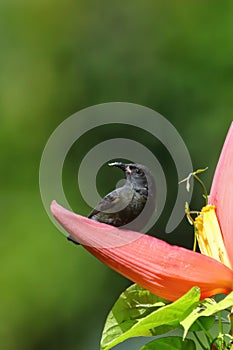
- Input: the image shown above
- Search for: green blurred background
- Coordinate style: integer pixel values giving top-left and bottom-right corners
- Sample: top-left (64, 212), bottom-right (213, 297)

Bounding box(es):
top-left (1, 1), bottom-right (233, 349)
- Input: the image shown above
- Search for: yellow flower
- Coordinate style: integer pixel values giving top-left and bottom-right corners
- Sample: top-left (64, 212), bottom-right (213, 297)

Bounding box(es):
top-left (195, 205), bottom-right (232, 269)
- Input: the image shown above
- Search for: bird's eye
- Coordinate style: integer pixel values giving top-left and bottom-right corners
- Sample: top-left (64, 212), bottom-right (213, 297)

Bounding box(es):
top-left (135, 168), bottom-right (143, 175)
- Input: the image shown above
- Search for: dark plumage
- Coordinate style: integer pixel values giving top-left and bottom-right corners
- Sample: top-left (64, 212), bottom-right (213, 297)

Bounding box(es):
top-left (88, 162), bottom-right (149, 226)
top-left (67, 162), bottom-right (154, 245)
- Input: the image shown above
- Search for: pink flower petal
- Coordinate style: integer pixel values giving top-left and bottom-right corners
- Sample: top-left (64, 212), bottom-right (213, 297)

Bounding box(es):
top-left (209, 123), bottom-right (233, 267)
top-left (51, 201), bottom-right (233, 301)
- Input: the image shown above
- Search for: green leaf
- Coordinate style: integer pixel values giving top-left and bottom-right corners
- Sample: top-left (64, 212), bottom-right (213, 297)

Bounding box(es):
top-left (101, 284), bottom-right (169, 349)
top-left (181, 292), bottom-right (233, 338)
top-left (100, 285), bottom-right (200, 350)
top-left (140, 336), bottom-right (196, 350)
top-left (189, 315), bottom-right (215, 332)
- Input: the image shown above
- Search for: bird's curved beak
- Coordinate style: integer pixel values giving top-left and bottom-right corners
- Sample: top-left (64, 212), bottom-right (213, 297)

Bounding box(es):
top-left (108, 162), bottom-right (126, 171)
top-left (108, 162), bottom-right (132, 174)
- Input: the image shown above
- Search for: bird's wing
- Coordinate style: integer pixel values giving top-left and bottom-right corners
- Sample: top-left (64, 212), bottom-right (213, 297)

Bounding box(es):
top-left (88, 188), bottom-right (126, 218)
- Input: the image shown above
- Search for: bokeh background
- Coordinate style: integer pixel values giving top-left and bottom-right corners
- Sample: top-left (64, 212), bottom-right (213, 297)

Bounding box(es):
top-left (1, 1), bottom-right (233, 349)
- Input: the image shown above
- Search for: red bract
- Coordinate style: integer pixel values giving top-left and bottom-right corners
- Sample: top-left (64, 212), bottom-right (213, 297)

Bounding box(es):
top-left (209, 123), bottom-right (233, 267)
top-left (51, 123), bottom-right (233, 301)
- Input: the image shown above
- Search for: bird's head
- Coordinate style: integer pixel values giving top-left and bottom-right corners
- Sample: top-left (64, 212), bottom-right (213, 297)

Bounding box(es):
top-left (108, 162), bottom-right (149, 191)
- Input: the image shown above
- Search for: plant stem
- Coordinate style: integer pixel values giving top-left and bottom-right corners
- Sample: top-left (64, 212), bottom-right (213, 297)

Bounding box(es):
top-left (229, 307), bottom-right (233, 349)
top-left (193, 173), bottom-right (208, 205)
top-left (230, 307), bottom-right (233, 336)
top-left (196, 319), bottom-right (213, 347)
top-left (193, 331), bottom-right (207, 349)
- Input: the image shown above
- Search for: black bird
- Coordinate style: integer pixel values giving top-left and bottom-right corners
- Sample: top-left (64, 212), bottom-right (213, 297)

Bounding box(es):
top-left (88, 162), bottom-right (150, 226)
top-left (67, 162), bottom-right (154, 245)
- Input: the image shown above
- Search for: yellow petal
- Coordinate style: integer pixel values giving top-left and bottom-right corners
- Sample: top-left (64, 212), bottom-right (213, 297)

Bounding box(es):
top-left (195, 205), bottom-right (232, 269)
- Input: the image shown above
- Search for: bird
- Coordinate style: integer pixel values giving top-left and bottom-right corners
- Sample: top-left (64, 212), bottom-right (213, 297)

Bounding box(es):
top-left (67, 162), bottom-right (154, 245)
